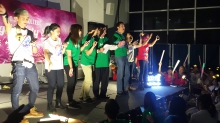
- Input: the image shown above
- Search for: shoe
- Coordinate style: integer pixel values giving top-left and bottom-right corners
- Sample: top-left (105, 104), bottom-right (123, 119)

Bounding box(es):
top-left (25, 106), bottom-right (44, 118)
top-left (72, 99), bottom-right (80, 104)
top-left (100, 95), bottom-right (110, 99)
top-left (55, 100), bottom-right (66, 109)
top-left (68, 102), bottom-right (81, 109)
top-left (129, 86), bottom-right (136, 91)
top-left (47, 103), bottom-right (57, 113)
top-left (83, 98), bottom-right (95, 104)
top-left (117, 92), bottom-right (124, 96)
top-left (123, 91), bottom-right (128, 95)
top-left (79, 97), bottom-right (83, 101)
top-left (138, 85), bottom-right (144, 90)
top-left (20, 118), bottom-right (29, 123)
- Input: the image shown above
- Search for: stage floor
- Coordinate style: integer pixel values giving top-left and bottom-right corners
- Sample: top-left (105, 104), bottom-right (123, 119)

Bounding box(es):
top-left (0, 81), bottom-right (186, 123)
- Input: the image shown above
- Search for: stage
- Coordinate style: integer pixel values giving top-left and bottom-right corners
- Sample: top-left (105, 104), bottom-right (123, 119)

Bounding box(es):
top-left (0, 81), bottom-right (187, 123)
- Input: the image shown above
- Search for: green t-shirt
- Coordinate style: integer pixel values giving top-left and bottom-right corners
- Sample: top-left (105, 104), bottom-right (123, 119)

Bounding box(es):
top-left (80, 34), bottom-right (97, 66)
top-left (95, 37), bottom-right (110, 68)
top-left (113, 32), bottom-right (127, 57)
top-left (63, 38), bottom-right (81, 67)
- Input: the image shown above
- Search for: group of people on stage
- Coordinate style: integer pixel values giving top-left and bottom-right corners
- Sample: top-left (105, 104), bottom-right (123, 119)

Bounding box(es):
top-left (0, 2), bottom-right (163, 122)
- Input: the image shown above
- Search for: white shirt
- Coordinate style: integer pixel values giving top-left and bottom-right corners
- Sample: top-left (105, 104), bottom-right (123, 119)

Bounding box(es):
top-left (127, 45), bottom-right (136, 62)
top-left (7, 27), bottom-right (34, 63)
top-left (43, 37), bottom-right (63, 70)
top-left (189, 110), bottom-right (218, 123)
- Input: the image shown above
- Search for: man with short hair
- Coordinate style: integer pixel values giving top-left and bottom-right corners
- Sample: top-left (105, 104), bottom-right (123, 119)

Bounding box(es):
top-left (0, 4), bottom-right (43, 123)
top-left (113, 22), bottom-right (129, 95)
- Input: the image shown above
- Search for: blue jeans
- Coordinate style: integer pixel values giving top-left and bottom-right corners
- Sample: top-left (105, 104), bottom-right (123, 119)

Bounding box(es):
top-left (115, 56), bottom-right (130, 93)
top-left (11, 63), bottom-right (39, 110)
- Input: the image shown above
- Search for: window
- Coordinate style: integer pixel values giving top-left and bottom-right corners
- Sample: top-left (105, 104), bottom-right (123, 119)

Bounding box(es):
top-left (168, 30), bottom-right (194, 44)
top-left (146, 31), bottom-right (167, 43)
top-left (144, 12), bottom-right (167, 30)
top-left (196, 8), bottom-right (220, 28)
top-left (129, 0), bottom-right (142, 12)
top-left (196, 30), bottom-right (220, 44)
top-left (206, 45), bottom-right (219, 68)
top-left (144, 0), bottom-right (167, 11)
top-left (190, 44), bottom-right (204, 67)
top-left (129, 32), bottom-right (141, 41)
top-left (197, 0), bottom-right (220, 7)
top-left (129, 13), bottom-right (142, 30)
top-left (169, 10), bottom-right (194, 29)
top-left (169, 0), bottom-right (194, 9)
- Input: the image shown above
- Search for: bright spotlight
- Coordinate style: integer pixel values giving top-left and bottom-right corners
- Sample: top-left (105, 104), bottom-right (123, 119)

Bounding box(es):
top-left (147, 74), bottom-right (161, 86)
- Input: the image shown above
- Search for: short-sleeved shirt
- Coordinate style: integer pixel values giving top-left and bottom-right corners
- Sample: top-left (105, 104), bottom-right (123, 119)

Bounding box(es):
top-left (95, 37), bottom-right (110, 68)
top-left (137, 44), bottom-right (150, 61)
top-left (80, 34), bottom-right (97, 66)
top-left (63, 38), bottom-right (80, 67)
top-left (43, 37), bottom-right (63, 70)
top-left (7, 27), bottom-right (34, 62)
top-left (113, 32), bottom-right (127, 57)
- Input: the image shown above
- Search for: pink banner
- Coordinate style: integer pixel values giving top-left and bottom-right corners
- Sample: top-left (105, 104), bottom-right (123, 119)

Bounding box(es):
top-left (0, 0), bottom-right (77, 63)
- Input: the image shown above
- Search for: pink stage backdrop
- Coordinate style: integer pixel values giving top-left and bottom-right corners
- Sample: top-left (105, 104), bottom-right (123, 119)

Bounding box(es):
top-left (0, 0), bottom-right (77, 63)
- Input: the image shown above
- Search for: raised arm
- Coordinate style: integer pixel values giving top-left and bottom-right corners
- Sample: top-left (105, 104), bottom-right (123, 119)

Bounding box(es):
top-left (86, 41), bottom-right (97, 56)
top-left (142, 33), bottom-right (153, 46)
top-left (0, 4), bottom-right (11, 34)
top-left (149, 35), bottom-right (160, 47)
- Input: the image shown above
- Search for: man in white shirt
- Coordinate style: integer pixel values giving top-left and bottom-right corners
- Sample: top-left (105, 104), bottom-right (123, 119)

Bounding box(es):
top-left (0, 4), bottom-right (43, 122)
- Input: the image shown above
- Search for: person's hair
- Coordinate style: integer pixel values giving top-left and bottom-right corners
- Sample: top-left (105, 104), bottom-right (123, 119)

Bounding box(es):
top-left (144, 92), bottom-right (157, 111)
top-left (43, 23), bottom-right (60, 36)
top-left (14, 8), bottom-right (28, 17)
top-left (99, 24), bottom-right (106, 36)
top-left (88, 23), bottom-right (98, 32)
top-left (65, 24), bottom-right (82, 44)
top-left (169, 97), bottom-right (186, 117)
top-left (141, 34), bottom-right (149, 42)
top-left (116, 22), bottom-right (124, 28)
top-left (197, 94), bottom-right (217, 118)
top-left (105, 99), bottom-right (120, 120)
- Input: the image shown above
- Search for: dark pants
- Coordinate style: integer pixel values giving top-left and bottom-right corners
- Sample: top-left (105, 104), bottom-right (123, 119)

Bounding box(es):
top-left (115, 56), bottom-right (130, 93)
top-left (128, 62), bottom-right (135, 85)
top-left (93, 67), bottom-right (109, 97)
top-left (64, 65), bottom-right (78, 102)
top-left (45, 69), bottom-right (64, 103)
top-left (138, 60), bottom-right (148, 86)
top-left (11, 63), bottom-right (39, 110)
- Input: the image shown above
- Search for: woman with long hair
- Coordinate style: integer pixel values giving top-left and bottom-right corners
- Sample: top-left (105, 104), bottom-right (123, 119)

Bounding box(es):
top-left (190, 94), bottom-right (218, 123)
top-left (43, 23), bottom-right (66, 112)
top-left (63, 24), bottom-right (88, 109)
top-left (142, 92), bottom-right (164, 123)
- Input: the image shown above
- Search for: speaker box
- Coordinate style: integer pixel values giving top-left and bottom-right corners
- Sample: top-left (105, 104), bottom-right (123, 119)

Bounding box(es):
top-left (106, 3), bottom-right (115, 15)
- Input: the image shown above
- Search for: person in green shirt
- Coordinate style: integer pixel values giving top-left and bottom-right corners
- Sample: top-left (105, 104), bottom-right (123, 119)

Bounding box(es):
top-left (113, 22), bottom-right (129, 95)
top-left (79, 24), bottom-right (99, 103)
top-left (63, 24), bottom-right (89, 109)
top-left (93, 25), bottom-right (124, 99)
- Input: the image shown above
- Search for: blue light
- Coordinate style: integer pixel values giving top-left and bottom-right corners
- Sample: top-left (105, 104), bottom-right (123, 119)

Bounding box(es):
top-left (147, 74), bottom-right (161, 86)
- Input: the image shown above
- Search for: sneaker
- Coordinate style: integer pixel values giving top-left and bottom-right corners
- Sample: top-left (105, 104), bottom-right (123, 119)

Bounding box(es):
top-left (83, 98), bottom-right (95, 104)
top-left (24, 107), bottom-right (44, 118)
top-left (20, 118), bottom-right (29, 123)
top-left (79, 97), bottom-right (83, 101)
top-left (129, 86), bottom-right (136, 91)
top-left (72, 99), bottom-right (80, 104)
top-left (68, 103), bottom-right (81, 109)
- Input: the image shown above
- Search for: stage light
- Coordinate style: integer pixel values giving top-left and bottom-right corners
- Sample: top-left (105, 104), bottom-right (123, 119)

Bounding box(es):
top-left (147, 74), bottom-right (161, 86)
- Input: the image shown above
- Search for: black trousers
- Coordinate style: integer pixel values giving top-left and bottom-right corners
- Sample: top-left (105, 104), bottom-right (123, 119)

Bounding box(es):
top-left (45, 69), bottom-right (64, 103)
top-left (138, 60), bottom-right (148, 86)
top-left (93, 67), bottom-right (109, 97)
top-left (64, 65), bottom-right (78, 102)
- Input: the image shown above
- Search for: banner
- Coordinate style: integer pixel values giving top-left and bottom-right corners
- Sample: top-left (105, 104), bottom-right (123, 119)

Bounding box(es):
top-left (0, 0), bottom-right (77, 63)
